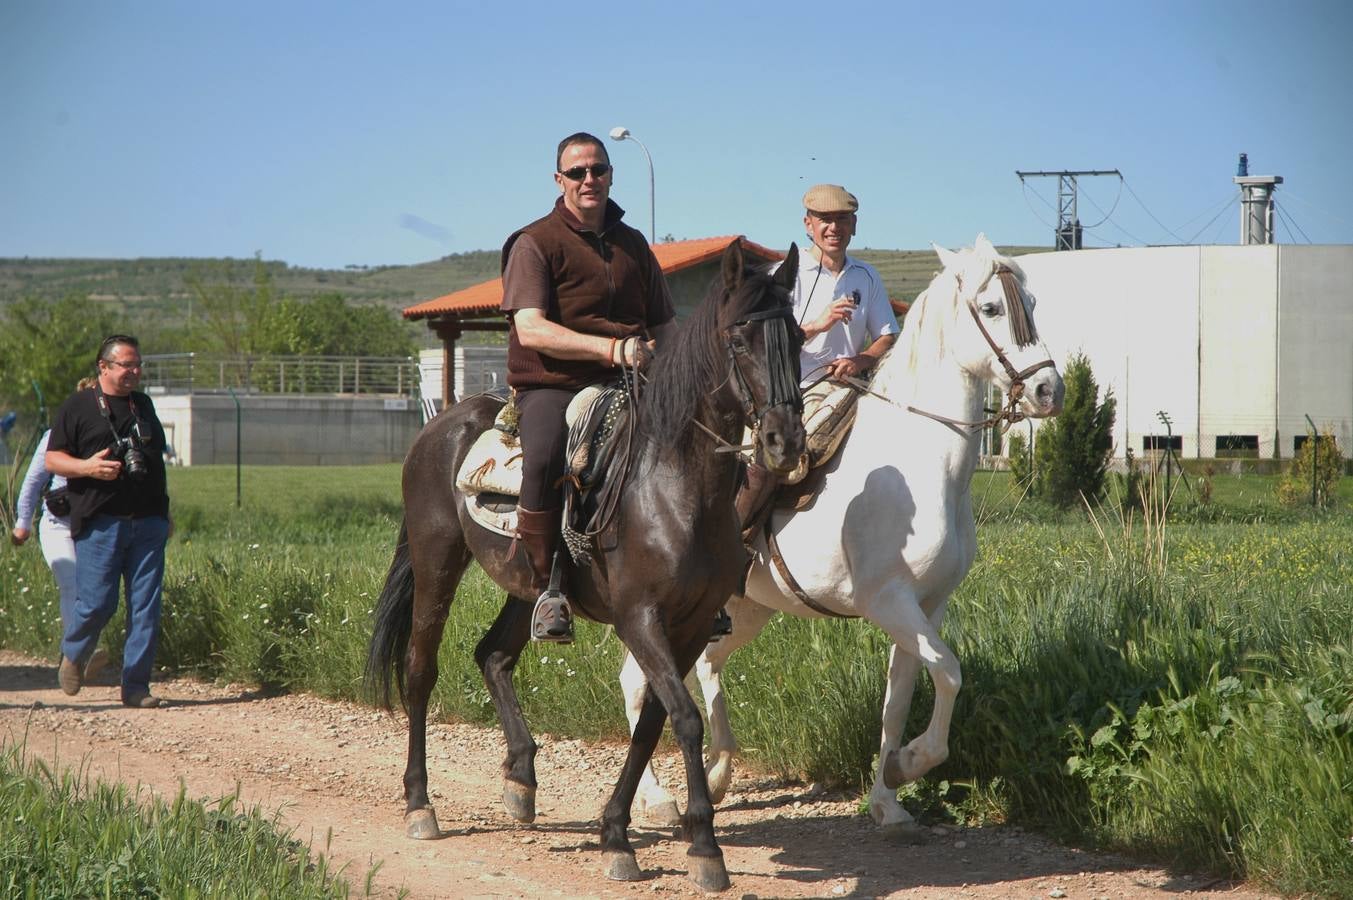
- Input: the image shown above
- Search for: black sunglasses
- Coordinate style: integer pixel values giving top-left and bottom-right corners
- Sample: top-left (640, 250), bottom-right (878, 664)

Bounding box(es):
top-left (558, 163), bottom-right (612, 181)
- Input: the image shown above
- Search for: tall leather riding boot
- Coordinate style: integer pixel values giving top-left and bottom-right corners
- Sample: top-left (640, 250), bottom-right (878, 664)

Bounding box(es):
top-left (735, 463), bottom-right (779, 548)
top-left (515, 506), bottom-right (573, 643)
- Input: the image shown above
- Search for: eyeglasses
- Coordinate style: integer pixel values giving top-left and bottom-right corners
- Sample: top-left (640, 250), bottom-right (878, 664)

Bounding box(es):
top-left (105, 359), bottom-right (143, 371)
top-left (558, 163), bottom-right (612, 181)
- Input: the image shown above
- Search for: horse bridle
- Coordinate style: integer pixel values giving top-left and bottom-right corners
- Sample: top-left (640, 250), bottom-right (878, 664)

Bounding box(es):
top-left (904, 266), bottom-right (1055, 434)
top-left (725, 306), bottom-right (803, 434)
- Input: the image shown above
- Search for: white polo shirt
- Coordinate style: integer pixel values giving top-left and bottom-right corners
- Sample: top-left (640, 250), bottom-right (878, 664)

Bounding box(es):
top-left (772, 252), bottom-right (899, 384)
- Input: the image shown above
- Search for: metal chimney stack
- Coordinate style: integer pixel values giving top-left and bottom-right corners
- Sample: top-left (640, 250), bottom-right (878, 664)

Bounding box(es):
top-left (1233, 153), bottom-right (1282, 245)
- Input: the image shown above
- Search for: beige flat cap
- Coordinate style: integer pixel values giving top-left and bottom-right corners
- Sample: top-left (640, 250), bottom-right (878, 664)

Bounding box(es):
top-left (803, 184), bottom-right (859, 213)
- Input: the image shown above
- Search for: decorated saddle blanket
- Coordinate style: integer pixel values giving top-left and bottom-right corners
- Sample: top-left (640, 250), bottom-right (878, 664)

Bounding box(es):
top-left (456, 387), bottom-right (628, 542)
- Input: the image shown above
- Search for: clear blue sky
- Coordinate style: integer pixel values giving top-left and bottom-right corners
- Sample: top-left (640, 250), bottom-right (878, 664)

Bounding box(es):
top-left (3, 0), bottom-right (1351, 269)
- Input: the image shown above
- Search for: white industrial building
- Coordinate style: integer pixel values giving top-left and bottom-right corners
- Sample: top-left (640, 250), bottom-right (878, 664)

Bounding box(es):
top-left (1014, 242), bottom-right (1353, 460)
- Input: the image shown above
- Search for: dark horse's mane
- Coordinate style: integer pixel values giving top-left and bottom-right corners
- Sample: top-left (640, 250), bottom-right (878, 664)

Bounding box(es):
top-left (638, 263), bottom-right (789, 452)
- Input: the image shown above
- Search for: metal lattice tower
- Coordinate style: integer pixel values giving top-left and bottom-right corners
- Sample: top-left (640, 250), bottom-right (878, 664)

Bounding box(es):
top-left (1016, 169), bottom-right (1121, 249)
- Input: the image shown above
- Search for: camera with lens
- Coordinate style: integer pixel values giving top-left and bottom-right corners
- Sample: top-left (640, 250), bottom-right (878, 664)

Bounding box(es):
top-left (109, 424), bottom-right (150, 482)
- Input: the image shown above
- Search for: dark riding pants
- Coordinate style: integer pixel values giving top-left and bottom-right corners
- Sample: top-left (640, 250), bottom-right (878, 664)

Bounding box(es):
top-left (516, 387), bottom-right (578, 512)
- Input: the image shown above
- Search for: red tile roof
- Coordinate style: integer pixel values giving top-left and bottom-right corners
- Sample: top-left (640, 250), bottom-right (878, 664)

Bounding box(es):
top-left (403, 235), bottom-right (784, 320)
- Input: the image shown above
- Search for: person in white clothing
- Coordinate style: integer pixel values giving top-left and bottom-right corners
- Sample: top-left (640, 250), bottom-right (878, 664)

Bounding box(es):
top-left (737, 184), bottom-right (899, 547)
top-left (11, 422), bottom-right (109, 681)
top-left (784, 183), bottom-right (898, 384)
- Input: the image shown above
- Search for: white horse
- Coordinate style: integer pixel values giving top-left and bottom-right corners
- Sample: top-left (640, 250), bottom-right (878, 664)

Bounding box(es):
top-left (620, 235), bottom-right (1065, 827)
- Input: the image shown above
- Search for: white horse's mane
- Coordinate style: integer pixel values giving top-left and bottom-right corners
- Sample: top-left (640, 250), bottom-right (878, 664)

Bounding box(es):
top-left (886, 235), bottom-right (1025, 385)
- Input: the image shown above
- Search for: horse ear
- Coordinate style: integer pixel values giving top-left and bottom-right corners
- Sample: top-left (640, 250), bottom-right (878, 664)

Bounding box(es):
top-left (932, 241), bottom-right (959, 270)
top-left (775, 243), bottom-right (799, 290)
top-left (721, 238), bottom-right (746, 292)
top-left (974, 233), bottom-right (996, 257)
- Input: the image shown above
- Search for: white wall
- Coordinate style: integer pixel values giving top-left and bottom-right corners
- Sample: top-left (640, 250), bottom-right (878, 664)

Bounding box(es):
top-left (1277, 246), bottom-right (1353, 456)
top-left (1200, 246), bottom-right (1279, 456)
top-left (1013, 244), bottom-right (1353, 459)
top-left (1016, 245), bottom-right (1202, 458)
top-left (152, 393), bottom-right (420, 466)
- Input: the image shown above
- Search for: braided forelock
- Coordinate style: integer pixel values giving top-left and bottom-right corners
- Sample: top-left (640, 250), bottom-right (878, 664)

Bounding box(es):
top-left (997, 267), bottom-right (1037, 348)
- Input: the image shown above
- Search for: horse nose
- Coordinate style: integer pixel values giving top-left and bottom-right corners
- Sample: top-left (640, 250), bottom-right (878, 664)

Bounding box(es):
top-left (760, 408), bottom-right (806, 473)
top-left (1035, 376), bottom-right (1066, 414)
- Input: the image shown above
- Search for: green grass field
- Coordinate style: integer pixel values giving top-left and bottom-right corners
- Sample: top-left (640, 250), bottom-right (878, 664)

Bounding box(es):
top-left (2, 463), bottom-right (1350, 897)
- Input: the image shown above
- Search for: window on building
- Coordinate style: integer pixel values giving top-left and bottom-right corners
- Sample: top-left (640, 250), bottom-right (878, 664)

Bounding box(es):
top-left (1293, 434), bottom-right (1335, 453)
top-left (1143, 435), bottom-right (1182, 452)
top-left (1216, 434), bottom-right (1259, 458)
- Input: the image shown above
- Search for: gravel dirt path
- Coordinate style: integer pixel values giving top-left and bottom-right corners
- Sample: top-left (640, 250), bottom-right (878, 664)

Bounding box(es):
top-left (0, 650), bottom-right (1274, 899)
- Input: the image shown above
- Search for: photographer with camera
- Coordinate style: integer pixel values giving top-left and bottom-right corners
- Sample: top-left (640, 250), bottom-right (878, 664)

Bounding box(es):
top-left (45, 335), bottom-right (171, 708)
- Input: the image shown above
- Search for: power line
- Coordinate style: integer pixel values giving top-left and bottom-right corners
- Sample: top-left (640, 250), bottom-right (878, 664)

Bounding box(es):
top-left (1075, 177), bottom-right (1124, 229)
top-left (1275, 209), bottom-right (1297, 244)
top-left (1078, 186), bottom-right (1153, 246)
top-left (1019, 181), bottom-right (1058, 231)
top-left (1274, 203), bottom-right (1312, 244)
top-left (1207, 202), bottom-right (1234, 245)
top-left (1186, 191), bottom-right (1240, 245)
top-left (1279, 188), bottom-right (1353, 231)
top-left (1176, 191), bottom-right (1242, 233)
top-left (1120, 176), bottom-right (1188, 243)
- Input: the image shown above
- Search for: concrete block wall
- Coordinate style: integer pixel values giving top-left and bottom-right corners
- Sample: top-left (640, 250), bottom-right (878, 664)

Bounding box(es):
top-left (150, 393), bottom-right (420, 466)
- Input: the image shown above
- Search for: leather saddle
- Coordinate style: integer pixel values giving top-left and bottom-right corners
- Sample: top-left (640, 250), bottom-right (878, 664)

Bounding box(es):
top-left (456, 387), bottom-right (630, 562)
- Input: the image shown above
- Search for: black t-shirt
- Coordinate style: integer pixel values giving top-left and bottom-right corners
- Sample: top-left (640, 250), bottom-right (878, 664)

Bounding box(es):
top-left (47, 387), bottom-right (170, 538)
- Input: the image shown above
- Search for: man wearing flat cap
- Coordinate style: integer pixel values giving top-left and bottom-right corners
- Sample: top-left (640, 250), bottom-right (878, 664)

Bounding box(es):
top-left (736, 184), bottom-right (898, 548)
top-left (787, 184), bottom-right (898, 384)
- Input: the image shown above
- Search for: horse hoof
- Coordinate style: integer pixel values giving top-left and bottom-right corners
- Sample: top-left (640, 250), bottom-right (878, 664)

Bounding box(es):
top-left (687, 854), bottom-right (730, 893)
top-left (404, 807), bottom-right (441, 840)
top-left (644, 800), bottom-right (682, 826)
top-left (882, 748), bottom-right (915, 789)
top-left (706, 757), bottom-right (733, 804)
top-left (603, 851), bottom-right (643, 882)
top-left (503, 780), bottom-right (536, 823)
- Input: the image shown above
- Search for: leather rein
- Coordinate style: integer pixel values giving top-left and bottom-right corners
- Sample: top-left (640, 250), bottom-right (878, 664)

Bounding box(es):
top-left (694, 306), bottom-right (803, 454)
top-left (763, 266), bottom-right (1053, 618)
top-left (905, 266), bottom-right (1054, 434)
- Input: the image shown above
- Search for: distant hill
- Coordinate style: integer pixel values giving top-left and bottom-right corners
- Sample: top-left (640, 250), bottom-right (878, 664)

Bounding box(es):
top-left (0, 252), bottom-right (501, 309)
top-left (0, 244), bottom-right (1050, 330)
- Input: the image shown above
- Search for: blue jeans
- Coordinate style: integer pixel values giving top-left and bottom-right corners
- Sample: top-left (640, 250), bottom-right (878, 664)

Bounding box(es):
top-left (63, 514), bottom-right (169, 698)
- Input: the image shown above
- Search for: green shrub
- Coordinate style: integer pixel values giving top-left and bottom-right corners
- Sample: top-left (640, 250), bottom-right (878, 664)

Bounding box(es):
top-left (1276, 426), bottom-right (1343, 507)
top-left (1033, 353), bottom-right (1116, 508)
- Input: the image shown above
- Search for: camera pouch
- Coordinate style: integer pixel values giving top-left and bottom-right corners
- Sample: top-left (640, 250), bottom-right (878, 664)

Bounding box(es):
top-left (44, 486), bottom-right (71, 518)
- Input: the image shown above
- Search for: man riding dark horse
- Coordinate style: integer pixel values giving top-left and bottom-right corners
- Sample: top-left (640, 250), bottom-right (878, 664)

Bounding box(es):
top-left (501, 131), bottom-right (674, 643)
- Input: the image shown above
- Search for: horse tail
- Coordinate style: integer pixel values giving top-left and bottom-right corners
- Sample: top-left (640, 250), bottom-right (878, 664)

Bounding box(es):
top-left (365, 518), bottom-right (416, 712)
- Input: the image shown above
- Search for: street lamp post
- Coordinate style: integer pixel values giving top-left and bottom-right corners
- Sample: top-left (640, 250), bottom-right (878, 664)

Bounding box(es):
top-left (608, 126), bottom-right (654, 244)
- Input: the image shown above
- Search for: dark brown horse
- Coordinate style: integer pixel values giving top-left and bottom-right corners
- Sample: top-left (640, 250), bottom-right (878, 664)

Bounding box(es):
top-left (366, 240), bottom-right (804, 891)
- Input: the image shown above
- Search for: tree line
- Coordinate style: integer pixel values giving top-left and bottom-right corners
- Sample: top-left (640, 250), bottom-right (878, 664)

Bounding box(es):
top-left (0, 257), bottom-right (415, 433)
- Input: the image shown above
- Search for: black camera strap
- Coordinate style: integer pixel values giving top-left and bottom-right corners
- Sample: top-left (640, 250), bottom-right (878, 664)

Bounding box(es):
top-left (94, 385), bottom-right (148, 444)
